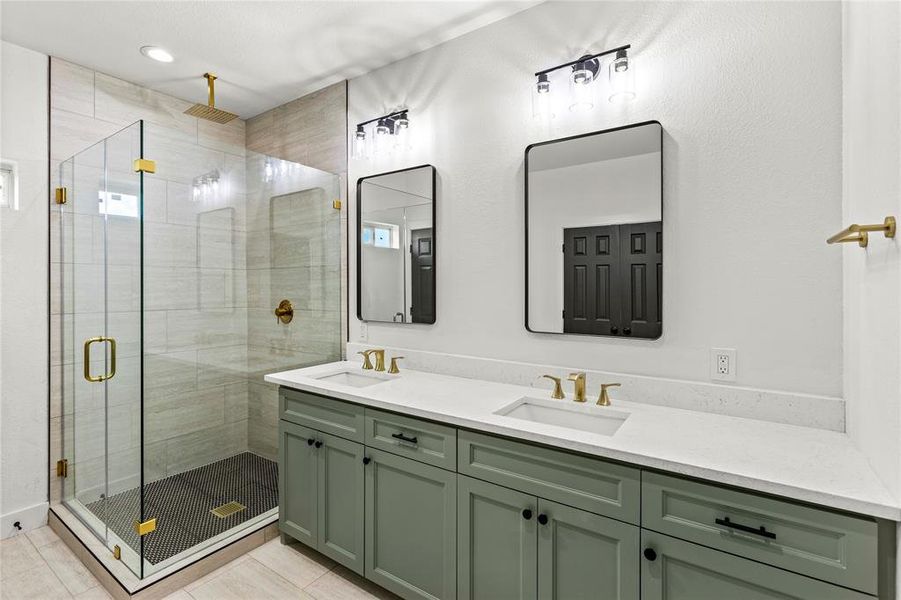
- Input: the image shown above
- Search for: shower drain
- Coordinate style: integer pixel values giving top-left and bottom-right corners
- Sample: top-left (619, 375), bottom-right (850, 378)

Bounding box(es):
top-left (210, 501), bottom-right (246, 519)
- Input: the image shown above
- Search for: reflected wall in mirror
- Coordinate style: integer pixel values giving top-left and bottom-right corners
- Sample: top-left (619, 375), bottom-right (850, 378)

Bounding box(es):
top-left (526, 121), bottom-right (662, 338)
top-left (357, 165), bottom-right (436, 324)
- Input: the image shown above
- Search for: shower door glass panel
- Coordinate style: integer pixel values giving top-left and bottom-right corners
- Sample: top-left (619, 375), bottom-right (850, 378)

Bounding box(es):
top-left (59, 121), bottom-right (144, 577)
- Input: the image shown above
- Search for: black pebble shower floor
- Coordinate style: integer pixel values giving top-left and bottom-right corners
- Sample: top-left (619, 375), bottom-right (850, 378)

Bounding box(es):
top-left (85, 452), bottom-right (277, 565)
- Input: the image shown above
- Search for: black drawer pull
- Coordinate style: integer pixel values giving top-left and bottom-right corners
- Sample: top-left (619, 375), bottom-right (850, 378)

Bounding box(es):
top-left (715, 517), bottom-right (776, 540)
top-left (522, 509), bottom-right (532, 520)
top-left (643, 548), bottom-right (657, 561)
top-left (391, 432), bottom-right (418, 445)
top-left (307, 439), bottom-right (315, 446)
top-left (363, 456), bottom-right (371, 465)
top-left (314, 440), bottom-right (323, 448)
top-left (537, 514), bottom-right (548, 525)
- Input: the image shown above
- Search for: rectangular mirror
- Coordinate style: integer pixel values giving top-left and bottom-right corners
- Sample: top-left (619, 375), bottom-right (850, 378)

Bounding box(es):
top-left (357, 165), bottom-right (436, 324)
top-left (525, 121), bottom-right (662, 338)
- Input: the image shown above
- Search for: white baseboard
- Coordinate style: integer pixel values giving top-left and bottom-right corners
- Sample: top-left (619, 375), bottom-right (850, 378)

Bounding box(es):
top-left (1, 501), bottom-right (49, 539)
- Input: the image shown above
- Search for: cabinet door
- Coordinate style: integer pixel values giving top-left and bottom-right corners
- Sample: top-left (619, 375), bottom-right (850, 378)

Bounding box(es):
top-left (278, 420), bottom-right (318, 546)
top-left (317, 432), bottom-right (365, 575)
top-left (641, 531), bottom-right (874, 600)
top-left (458, 476), bottom-right (537, 600)
top-left (537, 499), bottom-right (639, 600)
top-left (365, 448), bottom-right (456, 600)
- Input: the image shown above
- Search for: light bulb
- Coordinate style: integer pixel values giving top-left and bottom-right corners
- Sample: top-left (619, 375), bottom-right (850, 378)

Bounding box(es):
top-left (376, 118), bottom-right (391, 136)
top-left (211, 178), bottom-right (219, 193)
top-left (193, 185), bottom-right (200, 200)
top-left (202, 180), bottom-right (210, 195)
top-left (394, 112), bottom-right (409, 130)
top-left (608, 49), bottom-right (635, 103)
top-left (571, 62), bottom-right (593, 86)
top-left (264, 160), bottom-right (273, 182)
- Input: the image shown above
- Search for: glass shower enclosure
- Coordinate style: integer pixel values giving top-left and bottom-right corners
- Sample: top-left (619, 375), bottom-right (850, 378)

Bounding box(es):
top-left (54, 120), bottom-right (341, 578)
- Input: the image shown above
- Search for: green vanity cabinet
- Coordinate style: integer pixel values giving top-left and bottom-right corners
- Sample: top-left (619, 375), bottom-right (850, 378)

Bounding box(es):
top-left (458, 476), bottom-right (538, 600)
top-left (278, 420), bottom-right (365, 575)
top-left (640, 531), bottom-right (874, 600)
top-left (537, 499), bottom-right (640, 600)
top-left (365, 448), bottom-right (457, 600)
top-left (457, 475), bottom-right (639, 600)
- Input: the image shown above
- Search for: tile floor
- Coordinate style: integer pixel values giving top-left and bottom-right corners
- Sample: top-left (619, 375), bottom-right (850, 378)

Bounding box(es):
top-left (0, 527), bottom-right (398, 600)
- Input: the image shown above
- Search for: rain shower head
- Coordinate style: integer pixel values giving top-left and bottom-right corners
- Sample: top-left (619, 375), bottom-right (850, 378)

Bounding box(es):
top-left (184, 73), bottom-right (238, 124)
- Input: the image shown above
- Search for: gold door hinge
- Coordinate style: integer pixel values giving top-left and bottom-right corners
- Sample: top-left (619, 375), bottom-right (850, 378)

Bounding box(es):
top-left (332, 199), bottom-right (342, 210)
top-left (133, 159), bottom-right (156, 174)
top-left (112, 545), bottom-right (121, 560)
top-left (56, 459), bottom-right (68, 477)
top-left (54, 187), bottom-right (68, 204)
top-left (134, 518), bottom-right (157, 536)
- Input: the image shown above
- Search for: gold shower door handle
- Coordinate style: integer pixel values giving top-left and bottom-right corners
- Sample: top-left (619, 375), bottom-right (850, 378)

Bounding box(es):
top-left (84, 337), bottom-right (116, 382)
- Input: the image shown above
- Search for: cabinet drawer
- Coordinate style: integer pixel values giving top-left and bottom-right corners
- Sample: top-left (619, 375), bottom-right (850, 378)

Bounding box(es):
top-left (642, 471), bottom-right (879, 595)
top-left (458, 430), bottom-right (640, 524)
top-left (279, 388), bottom-right (364, 443)
top-left (365, 408), bottom-right (456, 470)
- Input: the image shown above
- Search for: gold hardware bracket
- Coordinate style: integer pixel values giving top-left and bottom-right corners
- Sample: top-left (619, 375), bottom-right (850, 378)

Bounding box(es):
top-left (56, 459), bottom-right (68, 478)
top-left (358, 350), bottom-right (374, 370)
top-left (388, 356), bottom-right (404, 374)
top-left (333, 199), bottom-right (342, 210)
top-left (827, 216), bottom-right (896, 248)
top-left (133, 159), bottom-right (156, 174)
top-left (597, 383), bottom-right (621, 406)
top-left (541, 375), bottom-right (565, 399)
top-left (274, 299), bottom-right (294, 324)
top-left (54, 187), bottom-right (68, 204)
top-left (134, 518), bottom-right (157, 536)
top-left (112, 545), bottom-right (121, 560)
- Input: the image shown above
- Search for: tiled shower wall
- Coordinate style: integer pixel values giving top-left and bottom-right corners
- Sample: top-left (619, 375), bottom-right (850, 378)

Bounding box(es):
top-left (50, 58), bottom-right (250, 501)
top-left (245, 82), bottom-right (348, 459)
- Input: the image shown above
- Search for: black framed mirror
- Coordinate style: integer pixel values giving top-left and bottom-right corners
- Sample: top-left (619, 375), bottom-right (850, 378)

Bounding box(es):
top-left (357, 165), bottom-right (436, 324)
top-left (525, 121), bottom-right (662, 338)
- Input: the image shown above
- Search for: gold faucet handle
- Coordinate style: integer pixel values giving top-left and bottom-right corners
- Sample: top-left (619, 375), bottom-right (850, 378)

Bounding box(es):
top-left (388, 356), bottom-right (404, 374)
top-left (357, 350), bottom-right (374, 370)
top-left (597, 383), bottom-right (621, 406)
top-left (541, 375), bottom-right (565, 399)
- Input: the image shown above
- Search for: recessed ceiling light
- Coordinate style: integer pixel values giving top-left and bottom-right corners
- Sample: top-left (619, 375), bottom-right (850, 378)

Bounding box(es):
top-left (140, 46), bottom-right (174, 63)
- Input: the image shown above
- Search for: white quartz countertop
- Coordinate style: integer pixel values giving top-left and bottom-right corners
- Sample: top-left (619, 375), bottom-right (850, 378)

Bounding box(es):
top-left (265, 361), bottom-right (900, 521)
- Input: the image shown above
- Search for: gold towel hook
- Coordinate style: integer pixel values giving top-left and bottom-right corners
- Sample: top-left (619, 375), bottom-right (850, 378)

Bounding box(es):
top-left (827, 216), bottom-right (895, 248)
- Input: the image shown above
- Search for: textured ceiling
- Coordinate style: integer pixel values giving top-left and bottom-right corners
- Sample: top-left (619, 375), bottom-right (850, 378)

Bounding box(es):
top-left (0, 1), bottom-right (538, 118)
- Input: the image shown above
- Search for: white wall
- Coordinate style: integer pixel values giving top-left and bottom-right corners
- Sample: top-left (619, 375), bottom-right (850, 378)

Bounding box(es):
top-left (841, 3), bottom-right (901, 590)
top-left (349, 1), bottom-right (843, 398)
top-left (0, 41), bottom-right (49, 537)
top-left (528, 152), bottom-right (661, 332)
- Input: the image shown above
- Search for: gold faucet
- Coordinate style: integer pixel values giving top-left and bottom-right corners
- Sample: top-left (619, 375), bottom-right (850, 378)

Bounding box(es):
top-left (357, 350), bottom-right (375, 370)
top-left (388, 356), bottom-right (404, 374)
top-left (568, 372), bottom-right (587, 402)
top-left (371, 349), bottom-right (386, 372)
top-left (597, 383), bottom-right (621, 406)
top-left (541, 375), bottom-right (565, 399)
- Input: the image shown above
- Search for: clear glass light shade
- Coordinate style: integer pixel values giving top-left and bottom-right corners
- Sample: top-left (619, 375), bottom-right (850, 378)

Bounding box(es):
top-left (531, 80), bottom-right (556, 120)
top-left (568, 74), bottom-right (596, 112)
top-left (393, 122), bottom-right (410, 150)
top-left (608, 56), bottom-right (636, 103)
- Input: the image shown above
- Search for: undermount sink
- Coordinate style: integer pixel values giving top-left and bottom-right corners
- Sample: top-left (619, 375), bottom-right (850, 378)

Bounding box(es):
top-left (315, 369), bottom-right (392, 388)
top-left (495, 397), bottom-right (629, 436)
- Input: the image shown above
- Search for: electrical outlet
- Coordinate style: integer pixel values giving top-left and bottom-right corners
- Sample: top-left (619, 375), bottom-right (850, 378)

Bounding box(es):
top-left (710, 348), bottom-right (736, 382)
top-left (359, 321), bottom-right (368, 342)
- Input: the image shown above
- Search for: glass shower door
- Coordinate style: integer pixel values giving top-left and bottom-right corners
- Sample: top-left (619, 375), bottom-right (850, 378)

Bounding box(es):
top-left (59, 121), bottom-right (144, 577)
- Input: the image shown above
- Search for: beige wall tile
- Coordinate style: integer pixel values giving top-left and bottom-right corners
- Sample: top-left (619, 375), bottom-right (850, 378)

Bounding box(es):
top-left (94, 73), bottom-right (197, 137)
top-left (51, 58), bottom-right (94, 118)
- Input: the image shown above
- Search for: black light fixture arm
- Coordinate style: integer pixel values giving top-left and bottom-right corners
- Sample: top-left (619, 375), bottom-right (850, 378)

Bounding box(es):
top-left (534, 44), bottom-right (631, 77)
top-left (357, 109), bottom-right (409, 129)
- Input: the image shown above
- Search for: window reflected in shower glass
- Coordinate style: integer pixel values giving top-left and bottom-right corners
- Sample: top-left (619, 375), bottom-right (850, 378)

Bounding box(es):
top-left (98, 190), bottom-right (139, 218)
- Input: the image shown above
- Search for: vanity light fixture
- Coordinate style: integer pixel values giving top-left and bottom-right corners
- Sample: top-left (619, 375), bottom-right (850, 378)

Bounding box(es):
top-left (354, 110), bottom-right (411, 158)
top-left (533, 44), bottom-right (634, 117)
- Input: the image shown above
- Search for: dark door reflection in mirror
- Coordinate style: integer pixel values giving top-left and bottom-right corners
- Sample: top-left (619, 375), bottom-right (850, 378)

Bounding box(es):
top-left (526, 122), bottom-right (662, 339)
top-left (357, 165), bottom-right (436, 324)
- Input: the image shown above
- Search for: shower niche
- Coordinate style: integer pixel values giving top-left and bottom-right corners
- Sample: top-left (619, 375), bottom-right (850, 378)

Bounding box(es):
top-left (52, 119), bottom-right (342, 579)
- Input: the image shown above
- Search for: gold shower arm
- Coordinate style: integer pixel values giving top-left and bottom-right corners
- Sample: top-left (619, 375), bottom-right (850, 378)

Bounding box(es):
top-left (205, 73), bottom-right (217, 108)
top-left (827, 216), bottom-right (896, 248)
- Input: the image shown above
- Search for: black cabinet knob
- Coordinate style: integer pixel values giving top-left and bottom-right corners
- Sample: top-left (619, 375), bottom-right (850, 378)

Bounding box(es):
top-left (643, 548), bottom-right (657, 561)
top-left (610, 326), bottom-right (619, 334)
top-left (521, 509), bottom-right (532, 520)
top-left (537, 514), bottom-right (549, 525)
top-left (623, 327), bottom-right (632, 335)
top-left (314, 440), bottom-right (323, 448)
top-left (363, 456), bottom-right (371, 465)
top-left (307, 439), bottom-right (315, 446)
